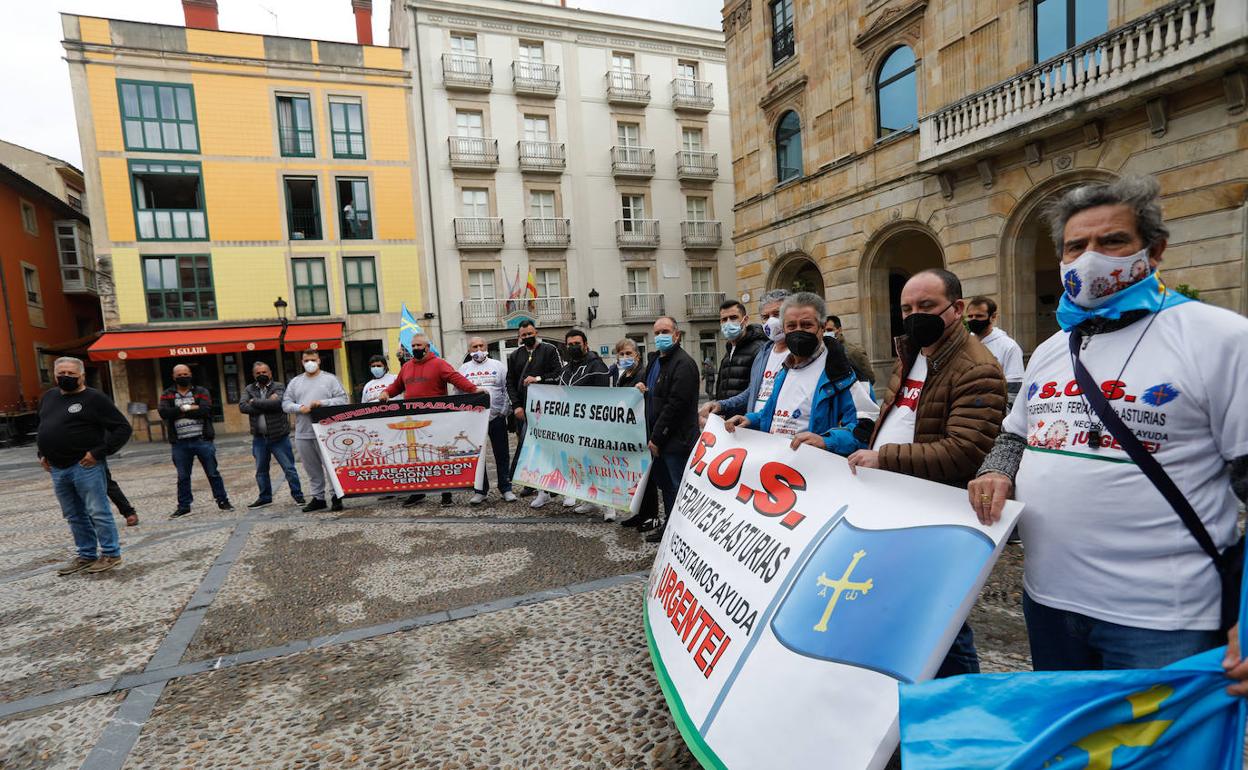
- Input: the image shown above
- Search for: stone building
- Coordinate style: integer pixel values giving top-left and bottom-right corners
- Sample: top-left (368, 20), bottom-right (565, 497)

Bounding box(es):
top-left (722, 0), bottom-right (1247, 380)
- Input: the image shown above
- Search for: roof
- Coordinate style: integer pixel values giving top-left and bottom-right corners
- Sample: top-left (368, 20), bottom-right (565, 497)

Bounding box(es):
top-left (0, 163), bottom-right (87, 222)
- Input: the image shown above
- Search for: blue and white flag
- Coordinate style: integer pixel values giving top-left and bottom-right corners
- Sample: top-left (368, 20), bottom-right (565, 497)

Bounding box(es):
top-left (398, 303), bottom-right (439, 357)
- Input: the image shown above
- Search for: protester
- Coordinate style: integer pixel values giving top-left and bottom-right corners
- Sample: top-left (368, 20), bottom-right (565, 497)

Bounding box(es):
top-left (825, 315), bottom-right (875, 385)
top-left (361, 354), bottom-right (397, 403)
top-left (554, 329), bottom-right (612, 516)
top-left (506, 321), bottom-right (563, 507)
top-left (380, 334), bottom-right (478, 507)
top-left (282, 349), bottom-right (348, 512)
top-left (608, 339), bottom-right (661, 530)
top-left (724, 292), bottom-right (868, 455)
top-left (38, 357), bottom-right (132, 575)
top-left (847, 268), bottom-right (1006, 678)
top-left (965, 296), bottom-right (1024, 393)
top-left (702, 358), bottom-right (717, 399)
top-left (159, 364), bottom-right (234, 518)
top-left (638, 316), bottom-right (700, 543)
top-left (966, 176), bottom-right (1248, 678)
top-left (238, 361), bottom-right (304, 510)
top-left (458, 336), bottom-right (516, 505)
top-left (714, 299), bottom-right (768, 402)
top-left (700, 289), bottom-right (789, 425)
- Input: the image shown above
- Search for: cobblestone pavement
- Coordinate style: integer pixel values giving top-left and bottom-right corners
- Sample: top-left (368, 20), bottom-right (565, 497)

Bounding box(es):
top-left (0, 437), bottom-right (1029, 769)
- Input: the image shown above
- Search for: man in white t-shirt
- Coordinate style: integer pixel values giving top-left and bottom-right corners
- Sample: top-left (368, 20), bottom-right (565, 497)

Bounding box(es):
top-left (699, 289), bottom-right (790, 425)
top-left (969, 175), bottom-right (1248, 681)
top-left (360, 354), bottom-right (397, 403)
top-left (965, 296), bottom-right (1024, 393)
top-left (458, 336), bottom-right (517, 505)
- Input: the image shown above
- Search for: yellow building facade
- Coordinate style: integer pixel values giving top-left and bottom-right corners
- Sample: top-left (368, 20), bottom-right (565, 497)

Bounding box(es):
top-left (62, 14), bottom-right (424, 433)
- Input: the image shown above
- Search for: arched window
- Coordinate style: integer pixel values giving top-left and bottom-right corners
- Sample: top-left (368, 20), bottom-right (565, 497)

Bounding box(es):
top-left (775, 111), bottom-right (802, 184)
top-left (876, 46), bottom-right (918, 138)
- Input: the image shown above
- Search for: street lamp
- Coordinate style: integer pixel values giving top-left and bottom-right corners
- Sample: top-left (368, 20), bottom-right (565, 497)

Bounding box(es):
top-left (274, 297), bottom-right (289, 380)
top-left (587, 288), bottom-right (600, 328)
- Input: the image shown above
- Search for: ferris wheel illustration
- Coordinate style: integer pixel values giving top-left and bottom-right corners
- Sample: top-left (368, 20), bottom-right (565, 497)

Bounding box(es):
top-left (324, 426), bottom-right (381, 466)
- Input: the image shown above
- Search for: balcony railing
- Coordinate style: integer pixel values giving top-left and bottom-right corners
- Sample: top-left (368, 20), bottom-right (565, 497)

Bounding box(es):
top-left (287, 209), bottom-right (320, 240)
top-left (686, 291), bottom-right (726, 320)
top-left (676, 150), bottom-right (719, 181)
top-left (681, 220), bottom-right (722, 249)
top-left (453, 217), bottom-right (504, 249)
top-left (518, 141), bottom-right (566, 173)
top-left (920, 0), bottom-right (1223, 162)
top-left (523, 218), bottom-right (571, 248)
top-left (448, 136), bottom-right (499, 169)
top-left (772, 25), bottom-right (795, 65)
top-left (513, 61), bottom-right (560, 96)
top-left (611, 146), bottom-right (656, 177)
top-left (60, 265), bottom-right (99, 295)
top-left (621, 293), bottom-right (665, 322)
top-left (606, 71), bottom-right (651, 105)
top-left (137, 209), bottom-right (208, 240)
top-left (442, 53), bottom-right (493, 90)
top-left (672, 78), bottom-right (714, 111)
top-left (462, 296), bottom-right (576, 329)
top-left (616, 219), bottom-right (660, 248)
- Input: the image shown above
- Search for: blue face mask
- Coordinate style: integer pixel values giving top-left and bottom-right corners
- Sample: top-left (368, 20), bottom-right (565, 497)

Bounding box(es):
top-left (618, 356), bottom-right (635, 370)
top-left (370, 366), bottom-right (385, 378)
top-left (655, 333), bottom-right (675, 352)
top-left (721, 321), bottom-right (743, 340)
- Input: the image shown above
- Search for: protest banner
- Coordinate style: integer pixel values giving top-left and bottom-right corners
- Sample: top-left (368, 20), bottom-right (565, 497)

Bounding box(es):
top-left (645, 415), bottom-right (1022, 770)
top-left (310, 393), bottom-right (490, 498)
top-left (512, 384), bottom-right (651, 514)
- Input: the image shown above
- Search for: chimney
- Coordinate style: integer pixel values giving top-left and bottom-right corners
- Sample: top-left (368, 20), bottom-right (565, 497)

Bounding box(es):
top-left (182, 0), bottom-right (219, 30)
top-left (353, 0), bottom-right (373, 46)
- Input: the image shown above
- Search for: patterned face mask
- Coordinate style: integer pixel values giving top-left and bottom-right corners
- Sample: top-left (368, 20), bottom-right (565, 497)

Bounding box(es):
top-left (1060, 247), bottom-right (1152, 308)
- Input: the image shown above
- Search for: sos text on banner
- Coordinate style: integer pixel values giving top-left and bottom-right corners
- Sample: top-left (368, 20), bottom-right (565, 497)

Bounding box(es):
top-left (512, 384), bottom-right (652, 515)
top-left (644, 415), bottom-right (1022, 770)
top-left (310, 393), bottom-right (490, 498)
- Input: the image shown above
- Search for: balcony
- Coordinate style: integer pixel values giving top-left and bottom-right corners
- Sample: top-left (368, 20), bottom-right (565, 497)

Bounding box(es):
top-left (448, 136), bottom-right (499, 170)
top-left (462, 296), bottom-right (576, 330)
top-left (672, 78), bottom-right (714, 112)
top-left (136, 209), bottom-right (208, 241)
top-left (523, 218), bottom-right (571, 249)
top-left (616, 219), bottom-right (660, 249)
top-left (676, 151), bottom-right (719, 181)
top-left (606, 71), bottom-right (651, 105)
top-left (919, 0), bottom-right (1234, 166)
top-left (686, 291), bottom-right (726, 320)
top-left (442, 53), bottom-right (492, 91)
top-left (60, 265), bottom-right (99, 295)
top-left (772, 25), bottom-right (795, 66)
top-left (453, 217), bottom-right (504, 250)
top-left (610, 146), bottom-right (656, 178)
top-left (513, 61), bottom-right (560, 97)
top-left (681, 220), bottom-right (722, 250)
top-left (621, 293), bottom-right (665, 322)
top-left (286, 208), bottom-right (320, 240)
top-left (518, 141), bottom-right (566, 173)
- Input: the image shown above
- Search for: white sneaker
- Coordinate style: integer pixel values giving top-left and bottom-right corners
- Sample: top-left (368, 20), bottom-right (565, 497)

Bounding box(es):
top-left (531, 491), bottom-right (551, 509)
top-left (562, 495), bottom-right (578, 508)
top-left (468, 493), bottom-right (487, 506)
top-left (573, 502), bottom-right (596, 515)
top-left (502, 491), bottom-right (519, 502)
top-left (602, 508), bottom-right (618, 522)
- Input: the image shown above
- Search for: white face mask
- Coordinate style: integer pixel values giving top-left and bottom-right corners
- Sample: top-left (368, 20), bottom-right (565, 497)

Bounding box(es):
top-left (303, 360), bottom-right (319, 374)
top-left (763, 316), bottom-right (784, 342)
top-left (1060, 247), bottom-right (1152, 308)
top-left (471, 350), bottom-right (488, 363)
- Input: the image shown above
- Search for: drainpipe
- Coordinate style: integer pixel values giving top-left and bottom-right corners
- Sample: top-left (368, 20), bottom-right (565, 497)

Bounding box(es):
top-left (410, 9), bottom-right (447, 354)
top-left (0, 258), bottom-right (26, 408)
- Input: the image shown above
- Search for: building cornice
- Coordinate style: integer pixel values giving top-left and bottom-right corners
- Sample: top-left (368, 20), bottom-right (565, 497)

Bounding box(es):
top-left (854, 0), bottom-right (927, 50)
top-left (722, 0), bottom-right (752, 40)
top-left (62, 42), bottom-right (410, 83)
top-left (758, 75), bottom-right (808, 111)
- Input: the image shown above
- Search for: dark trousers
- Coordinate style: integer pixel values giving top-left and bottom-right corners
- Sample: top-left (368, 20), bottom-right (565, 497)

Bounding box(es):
top-left (509, 418), bottom-right (528, 484)
top-left (476, 416), bottom-right (513, 494)
top-left (252, 434), bottom-right (303, 502)
top-left (104, 463), bottom-right (135, 515)
top-left (171, 438), bottom-right (228, 509)
top-left (935, 622), bottom-right (980, 678)
top-left (650, 444), bottom-right (692, 517)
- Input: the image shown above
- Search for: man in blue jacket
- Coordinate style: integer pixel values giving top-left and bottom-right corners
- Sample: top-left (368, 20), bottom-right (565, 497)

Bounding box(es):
top-left (724, 292), bottom-right (871, 455)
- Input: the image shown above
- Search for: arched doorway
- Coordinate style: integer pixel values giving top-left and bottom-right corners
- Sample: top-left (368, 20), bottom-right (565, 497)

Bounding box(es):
top-left (860, 224), bottom-right (945, 378)
top-left (769, 253), bottom-right (824, 296)
top-left (1000, 171), bottom-right (1116, 353)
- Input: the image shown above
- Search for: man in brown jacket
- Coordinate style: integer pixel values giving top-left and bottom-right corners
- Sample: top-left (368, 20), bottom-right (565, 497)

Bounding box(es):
top-left (848, 267), bottom-right (1006, 676)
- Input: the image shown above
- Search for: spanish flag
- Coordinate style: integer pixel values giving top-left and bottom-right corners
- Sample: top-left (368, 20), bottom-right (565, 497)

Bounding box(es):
top-left (525, 271), bottom-right (539, 299)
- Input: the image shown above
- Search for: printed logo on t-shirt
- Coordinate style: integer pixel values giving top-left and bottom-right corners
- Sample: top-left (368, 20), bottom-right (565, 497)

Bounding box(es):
top-left (894, 378), bottom-right (924, 411)
top-left (1023, 377), bottom-right (1176, 454)
top-left (67, 403), bottom-right (82, 414)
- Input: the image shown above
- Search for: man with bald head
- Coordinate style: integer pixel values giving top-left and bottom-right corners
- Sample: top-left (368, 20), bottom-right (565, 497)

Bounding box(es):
top-left (458, 336), bottom-right (515, 505)
top-left (159, 363), bottom-right (234, 518)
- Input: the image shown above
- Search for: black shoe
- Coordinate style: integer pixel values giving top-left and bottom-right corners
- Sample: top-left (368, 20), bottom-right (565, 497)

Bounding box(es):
top-left (401, 494), bottom-right (426, 508)
top-left (440, 493), bottom-right (454, 507)
top-left (217, 500), bottom-right (235, 512)
top-left (619, 511), bottom-right (656, 529)
top-left (302, 498), bottom-right (327, 512)
top-left (644, 526), bottom-right (666, 544)
top-left (330, 496), bottom-right (344, 512)
top-left (518, 487), bottom-right (535, 498)
top-left (170, 508), bottom-right (192, 519)
top-left (293, 496), bottom-right (306, 506)
top-left (247, 499), bottom-right (273, 510)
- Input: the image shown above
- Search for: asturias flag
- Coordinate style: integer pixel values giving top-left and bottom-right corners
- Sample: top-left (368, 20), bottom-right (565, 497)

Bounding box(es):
top-left (399, 303), bottom-right (439, 357)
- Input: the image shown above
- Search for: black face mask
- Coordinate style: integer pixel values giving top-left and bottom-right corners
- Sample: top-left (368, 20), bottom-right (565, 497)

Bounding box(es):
top-left (966, 318), bottom-right (991, 336)
top-left (522, 336), bottom-right (537, 349)
top-left (256, 374), bottom-right (271, 386)
top-left (412, 349), bottom-right (427, 360)
top-left (566, 345), bottom-right (585, 361)
top-left (174, 376), bottom-right (193, 387)
top-left (57, 375), bottom-right (80, 393)
top-left (903, 302), bottom-right (954, 348)
top-left (785, 330), bottom-right (820, 358)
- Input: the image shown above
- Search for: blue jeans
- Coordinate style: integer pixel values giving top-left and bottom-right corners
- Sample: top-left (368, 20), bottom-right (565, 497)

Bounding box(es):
top-left (652, 445), bottom-right (692, 516)
top-left (51, 462), bottom-right (120, 559)
top-left (252, 435), bottom-right (303, 502)
top-left (476, 416), bottom-right (512, 494)
top-left (171, 438), bottom-right (229, 509)
top-left (936, 622), bottom-right (980, 678)
top-left (1023, 592), bottom-right (1223, 670)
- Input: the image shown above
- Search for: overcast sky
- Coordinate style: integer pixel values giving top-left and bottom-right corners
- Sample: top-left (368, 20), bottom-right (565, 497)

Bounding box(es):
top-left (1, 0), bottom-right (722, 169)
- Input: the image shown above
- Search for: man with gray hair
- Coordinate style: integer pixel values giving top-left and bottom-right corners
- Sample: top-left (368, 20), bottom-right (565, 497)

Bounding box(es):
top-left (37, 357), bottom-right (132, 575)
top-left (239, 360), bottom-right (304, 510)
top-left (700, 289), bottom-right (791, 424)
top-left (968, 175), bottom-right (1248, 679)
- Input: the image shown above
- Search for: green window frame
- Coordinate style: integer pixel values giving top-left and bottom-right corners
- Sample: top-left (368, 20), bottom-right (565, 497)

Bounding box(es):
top-left (336, 177), bottom-right (373, 240)
top-left (343, 257), bottom-right (379, 314)
top-left (276, 94), bottom-right (315, 157)
top-left (129, 160), bottom-right (209, 242)
top-left (283, 176), bottom-right (322, 240)
top-left (142, 255), bottom-right (216, 321)
top-left (292, 258), bottom-right (331, 316)
top-left (117, 80), bottom-right (200, 153)
top-left (330, 98), bottom-right (366, 159)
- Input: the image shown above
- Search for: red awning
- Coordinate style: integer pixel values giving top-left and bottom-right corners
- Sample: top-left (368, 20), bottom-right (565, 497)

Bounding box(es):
top-left (88, 325), bottom-right (283, 361)
top-left (282, 322), bottom-right (344, 351)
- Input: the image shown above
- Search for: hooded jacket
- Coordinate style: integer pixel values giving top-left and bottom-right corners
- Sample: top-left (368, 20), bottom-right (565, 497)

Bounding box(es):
top-left (715, 323), bottom-right (768, 401)
top-left (558, 351), bottom-right (610, 387)
top-left (384, 353), bottom-right (477, 399)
